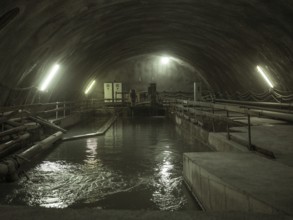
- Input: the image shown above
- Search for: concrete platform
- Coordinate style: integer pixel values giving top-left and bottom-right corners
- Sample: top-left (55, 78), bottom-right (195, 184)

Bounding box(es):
top-left (208, 132), bottom-right (248, 153)
top-left (231, 125), bottom-right (293, 154)
top-left (0, 206), bottom-right (292, 220)
top-left (183, 152), bottom-right (293, 216)
top-left (230, 124), bottom-right (293, 166)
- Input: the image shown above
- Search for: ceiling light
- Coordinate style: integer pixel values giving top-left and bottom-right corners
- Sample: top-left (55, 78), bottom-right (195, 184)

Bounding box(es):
top-left (39, 64), bottom-right (60, 91)
top-left (256, 65), bottom-right (274, 88)
top-left (85, 80), bottom-right (96, 94)
top-left (161, 57), bottom-right (170, 65)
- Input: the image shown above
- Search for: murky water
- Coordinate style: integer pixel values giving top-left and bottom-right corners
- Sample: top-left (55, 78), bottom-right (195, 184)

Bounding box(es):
top-left (0, 117), bottom-right (205, 210)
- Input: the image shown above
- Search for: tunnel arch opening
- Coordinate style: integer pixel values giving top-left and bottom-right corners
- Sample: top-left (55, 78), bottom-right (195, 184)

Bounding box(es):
top-left (74, 52), bottom-right (212, 102)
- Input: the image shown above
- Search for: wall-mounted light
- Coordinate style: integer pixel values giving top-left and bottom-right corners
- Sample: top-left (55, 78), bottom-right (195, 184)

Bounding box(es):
top-left (85, 80), bottom-right (96, 95)
top-left (256, 65), bottom-right (274, 88)
top-left (39, 64), bottom-right (60, 91)
top-left (160, 56), bottom-right (170, 65)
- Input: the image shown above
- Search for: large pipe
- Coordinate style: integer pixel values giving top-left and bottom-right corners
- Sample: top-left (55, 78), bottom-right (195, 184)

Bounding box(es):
top-left (63, 116), bottom-right (117, 141)
top-left (0, 111), bottom-right (18, 124)
top-left (0, 133), bottom-right (30, 159)
top-left (0, 126), bottom-right (27, 138)
top-left (214, 99), bottom-right (293, 109)
top-left (0, 133), bottom-right (30, 150)
top-left (19, 131), bottom-right (63, 159)
top-left (5, 120), bottom-right (22, 127)
top-left (28, 116), bottom-right (67, 133)
top-left (0, 131), bottom-right (63, 181)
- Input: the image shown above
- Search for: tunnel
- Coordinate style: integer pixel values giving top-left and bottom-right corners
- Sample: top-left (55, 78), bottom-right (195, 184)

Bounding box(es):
top-left (0, 0), bottom-right (293, 219)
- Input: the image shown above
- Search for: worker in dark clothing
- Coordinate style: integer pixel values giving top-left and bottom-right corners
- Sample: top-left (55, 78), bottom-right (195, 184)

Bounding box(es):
top-left (130, 89), bottom-right (136, 106)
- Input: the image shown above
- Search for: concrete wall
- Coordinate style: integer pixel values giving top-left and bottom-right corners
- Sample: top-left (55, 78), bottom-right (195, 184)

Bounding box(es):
top-left (51, 113), bottom-right (81, 128)
top-left (183, 154), bottom-right (279, 214)
top-left (169, 112), bottom-right (248, 153)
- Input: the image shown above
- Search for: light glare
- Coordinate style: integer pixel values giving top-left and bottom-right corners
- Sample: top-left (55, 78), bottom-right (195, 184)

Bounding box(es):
top-left (85, 80), bottom-right (96, 94)
top-left (256, 66), bottom-right (274, 88)
top-left (161, 57), bottom-right (170, 65)
top-left (39, 64), bottom-right (60, 91)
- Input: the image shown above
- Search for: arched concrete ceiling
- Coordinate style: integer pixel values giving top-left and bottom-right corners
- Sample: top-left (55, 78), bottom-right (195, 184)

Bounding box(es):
top-left (0, 0), bottom-right (293, 105)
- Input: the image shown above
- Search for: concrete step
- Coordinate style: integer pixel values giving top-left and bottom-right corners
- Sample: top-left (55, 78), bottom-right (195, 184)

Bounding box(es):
top-left (183, 152), bottom-right (293, 216)
top-left (0, 206), bottom-right (292, 220)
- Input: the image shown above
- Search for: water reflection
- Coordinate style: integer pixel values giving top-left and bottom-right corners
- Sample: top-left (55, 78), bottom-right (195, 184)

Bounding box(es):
top-left (84, 138), bottom-right (98, 168)
top-left (20, 161), bottom-right (80, 208)
top-left (151, 149), bottom-right (184, 210)
top-left (0, 117), bottom-right (202, 210)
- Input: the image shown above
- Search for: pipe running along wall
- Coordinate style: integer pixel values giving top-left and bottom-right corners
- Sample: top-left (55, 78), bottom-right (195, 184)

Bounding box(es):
top-left (172, 99), bottom-right (293, 122)
top-left (62, 116), bottom-right (117, 141)
top-left (0, 131), bottom-right (63, 181)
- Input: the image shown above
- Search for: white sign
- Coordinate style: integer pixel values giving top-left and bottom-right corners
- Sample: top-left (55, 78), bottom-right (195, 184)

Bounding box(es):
top-left (104, 83), bottom-right (113, 102)
top-left (113, 83), bottom-right (122, 102)
top-left (104, 82), bottom-right (123, 102)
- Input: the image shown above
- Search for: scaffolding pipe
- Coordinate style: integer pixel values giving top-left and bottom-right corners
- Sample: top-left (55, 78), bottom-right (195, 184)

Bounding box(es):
top-left (0, 131), bottom-right (63, 181)
top-left (214, 99), bottom-right (293, 109)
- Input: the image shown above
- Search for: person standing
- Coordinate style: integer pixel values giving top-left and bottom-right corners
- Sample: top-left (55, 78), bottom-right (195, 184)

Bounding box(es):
top-left (130, 89), bottom-right (136, 106)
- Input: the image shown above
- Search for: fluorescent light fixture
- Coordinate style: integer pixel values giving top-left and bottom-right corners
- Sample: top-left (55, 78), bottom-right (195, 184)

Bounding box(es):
top-left (85, 80), bottom-right (96, 94)
top-left (39, 64), bottom-right (60, 91)
top-left (160, 56), bottom-right (170, 65)
top-left (256, 65), bottom-right (274, 88)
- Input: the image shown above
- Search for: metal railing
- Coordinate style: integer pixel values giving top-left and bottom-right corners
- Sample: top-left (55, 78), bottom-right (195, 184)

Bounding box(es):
top-left (0, 98), bottom-right (129, 123)
top-left (162, 97), bottom-right (293, 157)
top-left (0, 98), bottom-right (129, 160)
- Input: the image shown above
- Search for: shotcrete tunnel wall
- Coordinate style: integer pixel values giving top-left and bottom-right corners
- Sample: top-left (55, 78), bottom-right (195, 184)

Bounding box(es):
top-left (0, 0), bottom-right (293, 105)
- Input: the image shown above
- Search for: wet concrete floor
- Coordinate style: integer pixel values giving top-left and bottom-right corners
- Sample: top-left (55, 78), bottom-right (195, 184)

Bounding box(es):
top-left (0, 116), bottom-right (208, 210)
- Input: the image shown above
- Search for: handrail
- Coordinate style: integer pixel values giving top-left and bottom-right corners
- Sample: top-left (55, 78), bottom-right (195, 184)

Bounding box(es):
top-left (164, 98), bottom-right (293, 122)
top-left (163, 97), bottom-right (293, 157)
